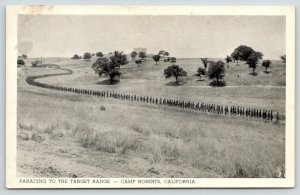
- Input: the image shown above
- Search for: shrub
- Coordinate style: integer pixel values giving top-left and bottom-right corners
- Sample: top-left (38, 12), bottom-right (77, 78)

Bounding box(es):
top-left (17, 59), bottom-right (25, 65)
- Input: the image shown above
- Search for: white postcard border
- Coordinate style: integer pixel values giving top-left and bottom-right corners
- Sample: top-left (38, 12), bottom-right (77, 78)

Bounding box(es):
top-left (6, 5), bottom-right (295, 188)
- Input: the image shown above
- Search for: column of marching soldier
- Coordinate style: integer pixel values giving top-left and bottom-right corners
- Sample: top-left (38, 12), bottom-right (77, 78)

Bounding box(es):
top-left (27, 78), bottom-right (280, 123)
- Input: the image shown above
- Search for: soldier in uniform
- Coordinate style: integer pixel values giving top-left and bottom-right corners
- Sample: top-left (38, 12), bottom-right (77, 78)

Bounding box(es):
top-left (270, 111), bottom-right (273, 121)
top-left (267, 111), bottom-right (271, 121)
top-left (276, 112), bottom-right (279, 124)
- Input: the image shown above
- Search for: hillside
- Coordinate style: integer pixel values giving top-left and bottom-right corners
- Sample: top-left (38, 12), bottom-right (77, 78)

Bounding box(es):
top-left (16, 57), bottom-right (285, 178)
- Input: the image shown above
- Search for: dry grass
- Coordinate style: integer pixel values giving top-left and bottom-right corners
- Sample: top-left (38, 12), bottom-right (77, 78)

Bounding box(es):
top-left (17, 58), bottom-right (285, 178)
top-left (18, 85), bottom-right (285, 178)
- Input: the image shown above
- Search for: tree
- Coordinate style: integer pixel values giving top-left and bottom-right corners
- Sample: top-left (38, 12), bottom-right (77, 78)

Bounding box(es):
top-left (71, 54), bottom-right (80, 59)
top-left (280, 55), bottom-right (286, 63)
top-left (22, 54), bottom-right (28, 59)
top-left (83, 52), bottom-right (92, 61)
top-left (164, 64), bottom-right (187, 83)
top-left (108, 69), bottom-right (121, 81)
top-left (164, 57), bottom-right (170, 63)
top-left (158, 50), bottom-right (164, 56)
top-left (231, 45), bottom-right (256, 62)
top-left (96, 52), bottom-right (104, 58)
top-left (246, 51), bottom-right (263, 73)
top-left (262, 60), bottom-right (272, 72)
top-left (208, 60), bottom-right (225, 84)
top-left (109, 51), bottom-right (128, 69)
top-left (194, 67), bottom-right (206, 79)
top-left (170, 57), bottom-right (176, 63)
top-left (92, 57), bottom-right (121, 82)
top-left (158, 50), bottom-right (170, 57)
top-left (225, 55), bottom-right (232, 68)
top-left (131, 51), bottom-right (138, 60)
top-left (139, 52), bottom-right (146, 60)
top-left (152, 55), bottom-right (161, 65)
top-left (231, 50), bottom-right (240, 65)
top-left (201, 58), bottom-right (208, 70)
top-left (135, 59), bottom-right (142, 67)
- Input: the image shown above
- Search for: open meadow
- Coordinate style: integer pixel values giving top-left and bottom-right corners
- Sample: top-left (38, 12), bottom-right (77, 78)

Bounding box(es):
top-left (17, 57), bottom-right (286, 178)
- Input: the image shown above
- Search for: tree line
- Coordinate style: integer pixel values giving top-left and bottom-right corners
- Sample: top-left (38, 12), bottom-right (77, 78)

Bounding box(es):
top-left (68, 46), bottom-right (286, 87)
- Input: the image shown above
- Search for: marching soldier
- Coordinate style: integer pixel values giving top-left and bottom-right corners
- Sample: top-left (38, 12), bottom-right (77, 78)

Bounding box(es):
top-left (276, 112), bottom-right (280, 124)
top-left (270, 111), bottom-right (273, 121)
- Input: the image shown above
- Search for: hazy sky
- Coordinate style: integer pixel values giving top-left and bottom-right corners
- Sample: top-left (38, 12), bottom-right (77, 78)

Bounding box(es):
top-left (18, 15), bottom-right (285, 59)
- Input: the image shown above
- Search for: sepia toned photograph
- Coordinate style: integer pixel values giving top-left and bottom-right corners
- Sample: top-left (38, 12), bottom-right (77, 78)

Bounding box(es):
top-left (6, 6), bottom-right (295, 188)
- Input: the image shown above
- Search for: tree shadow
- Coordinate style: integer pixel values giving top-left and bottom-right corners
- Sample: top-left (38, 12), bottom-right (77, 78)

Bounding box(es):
top-left (165, 81), bottom-right (187, 86)
top-left (209, 80), bottom-right (226, 87)
top-left (249, 72), bottom-right (258, 76)
top-left (96, 79), bottom-right (120, 85)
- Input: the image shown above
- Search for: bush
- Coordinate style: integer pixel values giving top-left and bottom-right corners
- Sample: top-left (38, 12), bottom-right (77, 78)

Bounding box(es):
top-left (170, 57), bottom-right (176, 63)
top-left (17, 59), bottom-right (25, 65)
top-left (71, 54), bottom-right (81, 59)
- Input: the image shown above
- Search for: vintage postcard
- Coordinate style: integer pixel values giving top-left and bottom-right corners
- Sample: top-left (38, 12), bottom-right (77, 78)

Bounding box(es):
top-left (6, 5), bottom-right (295, 188)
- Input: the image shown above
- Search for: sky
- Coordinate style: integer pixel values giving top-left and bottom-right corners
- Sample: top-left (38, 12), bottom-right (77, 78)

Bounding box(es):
top-left (17, 15), bottom-right (286, 60)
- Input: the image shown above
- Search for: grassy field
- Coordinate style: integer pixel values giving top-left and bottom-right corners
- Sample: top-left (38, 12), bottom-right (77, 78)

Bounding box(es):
top-left (17, 57), bottom-right (286, 178)
top-left (38, 57), bottom-right (286, 115)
